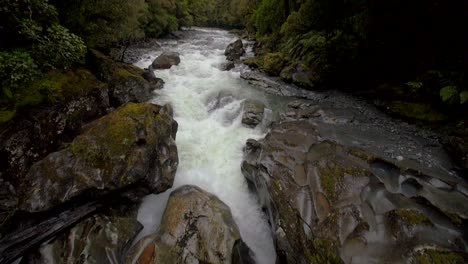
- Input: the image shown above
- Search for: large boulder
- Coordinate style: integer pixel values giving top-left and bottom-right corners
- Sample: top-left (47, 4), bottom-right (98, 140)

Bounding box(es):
top-left (242, 99), bottom-right (265, 128)
top-left (0, 68), bottom-right (110, 227)
top-left (242, 100), bottom-right (468, 263)
top-left (225, 39), bottom-right (245, 61)
top-left (23, 205), bottom-right (142, 264)
top-left (19, 103), bottom-right (178, 213)
top-left (87, 49), bottom-right (158, 106)
top-left (151, 52), bottom-right (181, 70)
top-left (127, 185), bottom-right (254, 264)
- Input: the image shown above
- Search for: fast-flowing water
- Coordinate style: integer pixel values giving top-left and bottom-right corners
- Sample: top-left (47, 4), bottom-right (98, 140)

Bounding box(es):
top-left (134, 28), bottom-right (277, 263)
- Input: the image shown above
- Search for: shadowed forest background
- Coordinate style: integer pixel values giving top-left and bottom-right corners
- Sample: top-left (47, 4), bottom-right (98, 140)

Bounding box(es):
top-left (1, 0), bottom-right (467, 124)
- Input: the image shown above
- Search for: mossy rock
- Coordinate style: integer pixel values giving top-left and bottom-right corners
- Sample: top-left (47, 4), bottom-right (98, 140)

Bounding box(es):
top-left (381, 101), bottom-right (448, 122)
top-left (304, 239), bottom-right (342, 264)
top-left (413, 249), bottom-right (468, 264)
top-left (386, 209), bottom-right (432, 233)
top-left (263, 52), bottom-right (288, 76)
top-left (20, 103), bottom-right (178, 212)
top-left (243, 57), bottom-right (264, 69)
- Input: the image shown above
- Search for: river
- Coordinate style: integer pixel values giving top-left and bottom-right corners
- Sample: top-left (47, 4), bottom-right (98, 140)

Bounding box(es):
top-left (133, 28), bottom-right (278, 264)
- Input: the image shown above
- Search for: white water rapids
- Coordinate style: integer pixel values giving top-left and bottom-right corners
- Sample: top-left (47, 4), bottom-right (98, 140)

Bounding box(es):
top-left (134, 28), bottom-right (277, 263)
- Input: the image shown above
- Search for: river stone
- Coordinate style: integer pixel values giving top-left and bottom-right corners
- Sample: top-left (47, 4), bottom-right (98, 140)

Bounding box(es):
top-left (87, 49), bottom-right (158, 107)
top-left (142, 68), bottom-right (164, 89)
top-left (23, 205), bottom-right (142, 264)
top-left (126, 185), bottom-right (254, 264)
top-left (225, 39), bottom-right (245, 61)
top-left (151, 52), bottom-right (181, 69)
top-left (221, 61), bottom-right (236, 71)
top-left (241, 100), bottom-right (468, 263)
top-left (19, 103), bottom-right (178, 213)
top-left (242, 99), bottom-right (265, 128)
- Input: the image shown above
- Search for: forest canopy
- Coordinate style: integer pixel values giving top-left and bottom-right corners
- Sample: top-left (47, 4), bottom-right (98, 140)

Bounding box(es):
top-left (1, 0), bottom-right (467, 122)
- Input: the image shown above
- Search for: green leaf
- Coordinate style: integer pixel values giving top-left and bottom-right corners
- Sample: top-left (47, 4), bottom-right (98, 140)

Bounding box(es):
top-left (2, 87), bottom-right (13, 98)
top-left (440, 86), bottom-right (458, 103)
top-left (460, 91), bottom-right (468, 104)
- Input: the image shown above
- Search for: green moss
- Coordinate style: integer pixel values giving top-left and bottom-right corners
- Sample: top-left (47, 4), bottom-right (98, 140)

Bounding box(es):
top-left (14, 68), bottom-right (104, 109)
top-left (263, 52), bottom-right (288, 76)
top-left (0, 108), bottom-right (16, 124)
top-left (395, 209), bottom-right (431, 226)
top-left (414, 249), bottom-right (467, 264)
top-left (70, 103), bottom-right (154, 167)
top-left (304, 239), bottom-right (341, 264)
top-left (114, 68), bottom-right (140, 79)
top-left (383, 101), bottom-right (447, 122)
top-left (243, 57), bottom-right (264, 69)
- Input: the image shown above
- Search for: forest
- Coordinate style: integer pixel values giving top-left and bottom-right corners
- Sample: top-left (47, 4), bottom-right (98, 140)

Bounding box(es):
top-left (1, 0), bottom-right (467, 125)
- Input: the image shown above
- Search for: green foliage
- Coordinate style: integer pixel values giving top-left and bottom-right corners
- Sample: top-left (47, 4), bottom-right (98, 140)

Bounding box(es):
top-left (0, 51), bottom-right (39, 99)
top-left (460, 91), bottom-right (468, 105)
top-left (34, 25), bottom-right (86, 69)
top-left (255, 0), bottom-right (286, 36)
top-left (440, 86), bottom-right (459, 104)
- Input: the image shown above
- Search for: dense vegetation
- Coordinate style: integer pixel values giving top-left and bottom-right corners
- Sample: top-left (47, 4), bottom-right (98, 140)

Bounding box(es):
top-left (1, 0), bottom-right (467, 124)
top-left (250, 0), bottom-right (468, 119)
top-left (0, 0), bottom-right (255, 123)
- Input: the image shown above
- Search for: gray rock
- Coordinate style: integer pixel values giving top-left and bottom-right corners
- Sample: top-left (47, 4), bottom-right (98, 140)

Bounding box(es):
top-left (142, 68), bottom-right (164, 89)
top-left (151, 52), bottom-right (181, 69)
top-left (225, 39), bottom-right (245, 61)
top-left (23, 205), bottom-right (142, 264)
top-left (242, 99), bottom-right (265, 128)
top-left (221, 61), bottom-right (236, 71)
top-left (19, 103), bottom-right (178, 213)
top-left (280, 64), bottom-right (316, 89)
top-left (242, 100), bottom-right (468, 263)
top-left (127, 185), bottom-right (254, 264)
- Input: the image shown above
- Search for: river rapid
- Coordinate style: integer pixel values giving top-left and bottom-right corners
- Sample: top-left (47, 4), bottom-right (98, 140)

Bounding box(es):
top-left (133, 28), bottom-right (278, 264)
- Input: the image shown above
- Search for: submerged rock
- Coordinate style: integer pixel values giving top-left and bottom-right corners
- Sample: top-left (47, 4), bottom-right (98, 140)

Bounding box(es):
top-left (242, 100), bottom-right (468, 263)
top-left (225, 39), bottom-right (245, 61)
top-left (242, 99), bottom-right (265, 128)
top-left (151, 52), bottom-right (181, 70)
top-left (19, 103), bottom-right (178, 213)
top-left (127, 185), bottom-right (254, 264)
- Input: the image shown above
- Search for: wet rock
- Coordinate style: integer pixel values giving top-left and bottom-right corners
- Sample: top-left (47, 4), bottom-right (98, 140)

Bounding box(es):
top-left (88, 49), bottom-right (157, 107)
top-left (240, 71), bottom-right (316, 99)
top-left (127, 185), bottom-right (254, 264)
top-left (280, 64), bottom-right (316, 89)
top-left (19, 103), bottom-right (178, 213)
top-left (221, 61), bottom-right (236, 71)
top-left (242, 101), bottom-right (468, 263)
top-left (0, 68), bottom-right (110, 227)
top-left (242, 99), bottom-right (265, 128)
top-left (23, 205), bottom-right (142, 264)
top-left (243, 57), bottom-right (263, 69)
top-left (151, 52), bottom-right (181, 70)
top-left (225, 39), bottom-right (245, 61)
top-left (142, 68), bottom-right (164, 89)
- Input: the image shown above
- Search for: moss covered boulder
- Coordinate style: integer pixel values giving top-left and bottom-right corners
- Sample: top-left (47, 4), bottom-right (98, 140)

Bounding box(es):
top-left (87, 49), bottom-right (161, 107)
top-left (263, 52), bottom-right (288, 76)
top-left (19, 103), bottom-right (178, 213)
top-left (127, 185), bottom-right (254, 264)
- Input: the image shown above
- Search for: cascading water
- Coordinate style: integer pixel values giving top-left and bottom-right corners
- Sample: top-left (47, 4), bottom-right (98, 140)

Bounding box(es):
top-left (133, 28), bottom-right (277, 263)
